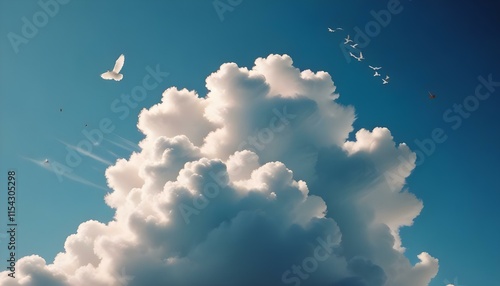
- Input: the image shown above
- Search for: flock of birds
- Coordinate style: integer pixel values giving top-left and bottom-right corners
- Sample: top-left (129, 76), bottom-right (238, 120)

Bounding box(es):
top-left (329, 27), bottom-right (390, 85)
top-left (43, 38), bottom-right (438, 166)
top-left (100, 53), bottom-right (433, 97)
top-left (99, 49), bottom-right (436, 99)
top-left (329, 26), bottom-right (437, 99)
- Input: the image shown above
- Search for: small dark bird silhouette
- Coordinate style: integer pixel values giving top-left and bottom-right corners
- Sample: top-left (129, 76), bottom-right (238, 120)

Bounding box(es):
top-left (60, 108), bottom-right (63, 112)
top-left (428, 92), bottom-right (437, 99)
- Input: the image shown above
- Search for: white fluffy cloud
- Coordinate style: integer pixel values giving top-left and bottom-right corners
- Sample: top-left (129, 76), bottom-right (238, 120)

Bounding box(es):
top-left (1, 54), bottom-right (438, 285)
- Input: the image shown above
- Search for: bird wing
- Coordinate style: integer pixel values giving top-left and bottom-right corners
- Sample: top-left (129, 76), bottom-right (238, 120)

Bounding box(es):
top-left (337, 28), bottom-right (343, 30)
top-left (113, 54), bottom-right (125, 73)
top-left (349, 52), bottom-right (356, 58)
top-left (328, 28), bottom-right (333, 32)
top-left (101, 71), bottom-right (114, 80)
top-left (359, 52), bottom-right (363, 58)
top-left (114, 73), bottom-right (123, 81)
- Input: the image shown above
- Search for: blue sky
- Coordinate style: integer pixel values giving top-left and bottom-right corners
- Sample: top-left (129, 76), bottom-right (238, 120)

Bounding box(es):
top-left (1, 1), bottom-right (499, 285)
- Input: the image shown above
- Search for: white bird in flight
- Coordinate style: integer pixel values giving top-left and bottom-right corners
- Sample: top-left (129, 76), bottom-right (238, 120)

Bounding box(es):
top-left (349, 51), bottom-right (364, 61)
top-left (101, 54), bottom-right (125, 81)
top-left (43, 159), bottom-right (49, 164)
top-left (328, 27), bottom-right (343, 32)
top-left (382, 75), bottom-right (390, 84)
top-left (344, 35), bottom-right (353, 44)
top-left (374, 71), bottom-right (381, 77)
top-left (369, 65), bottom-right (382, 70)
top-left (350, 43), bottom-right (358, 49)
